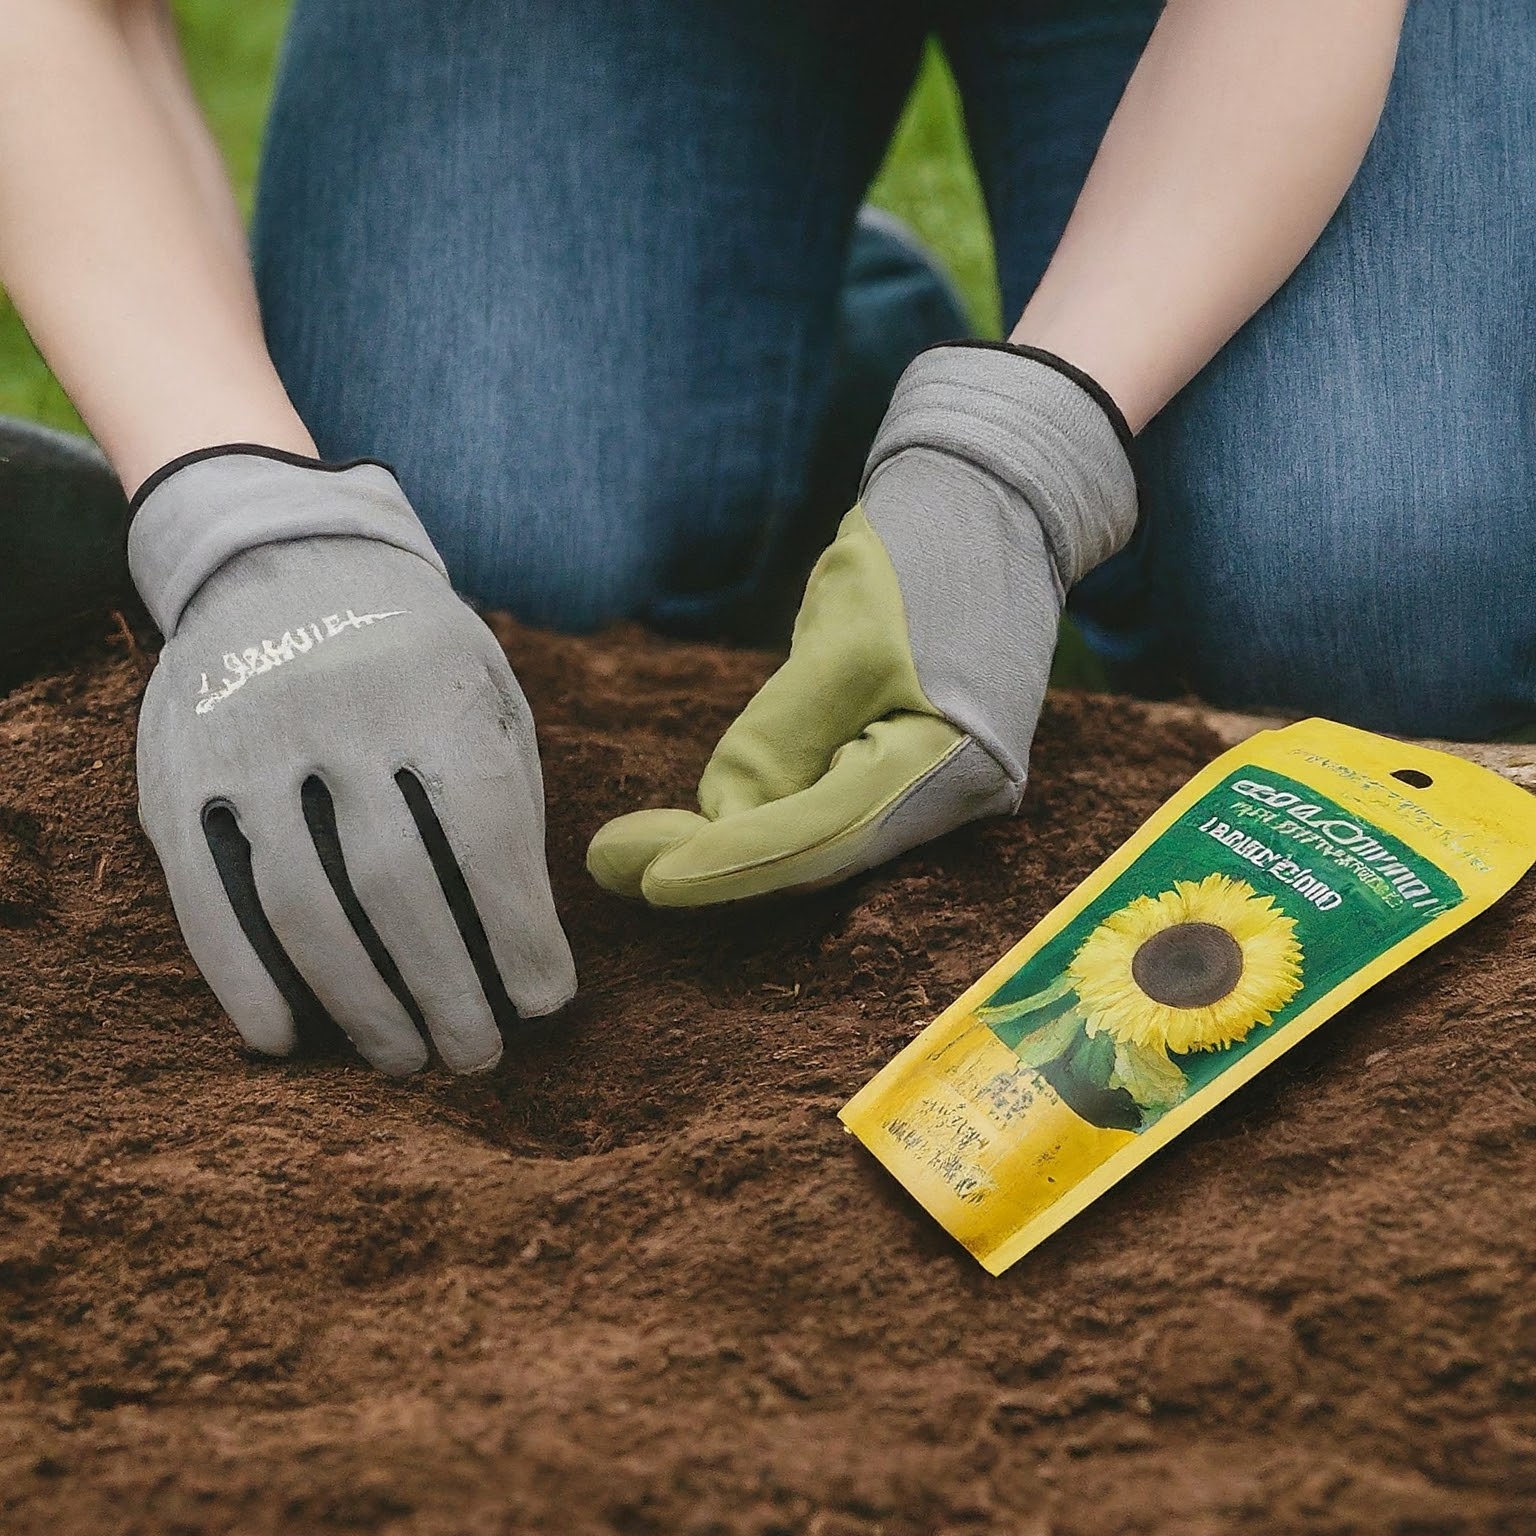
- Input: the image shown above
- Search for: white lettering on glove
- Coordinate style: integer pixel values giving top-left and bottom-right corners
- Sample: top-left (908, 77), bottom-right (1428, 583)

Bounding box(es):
top-left (195, 608), bottom-right (409, 715)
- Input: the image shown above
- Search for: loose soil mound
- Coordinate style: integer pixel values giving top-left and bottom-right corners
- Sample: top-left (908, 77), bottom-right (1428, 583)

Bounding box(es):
top-left (2, 620), bottom-right (1535, 1536)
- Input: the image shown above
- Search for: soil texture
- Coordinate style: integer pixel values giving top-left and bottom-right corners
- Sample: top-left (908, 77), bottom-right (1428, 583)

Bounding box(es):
top-left (3, 618), bottom-right (1536, 1536)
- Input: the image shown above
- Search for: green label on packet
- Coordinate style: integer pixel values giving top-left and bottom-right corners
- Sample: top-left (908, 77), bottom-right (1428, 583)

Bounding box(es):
top-left (976, 767), bottom-right (1464, 1134)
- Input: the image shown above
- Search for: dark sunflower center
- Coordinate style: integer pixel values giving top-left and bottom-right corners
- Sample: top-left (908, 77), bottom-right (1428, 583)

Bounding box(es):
top-left (1131, 922), bottom-right (1244, 1009)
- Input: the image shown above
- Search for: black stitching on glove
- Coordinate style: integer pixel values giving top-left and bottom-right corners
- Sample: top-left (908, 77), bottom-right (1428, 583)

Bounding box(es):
top-left (395, 768), bottom-right (521, 1032)
top-left (201, 800), bottom-right (345, 1057)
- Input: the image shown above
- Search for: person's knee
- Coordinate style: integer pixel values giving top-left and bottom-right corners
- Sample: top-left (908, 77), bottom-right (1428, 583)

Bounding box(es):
top-left (399, 440), bottom-right (659, 632)
top-left (269, 320), bottom-right (805, 635)
top-left (1165, 451), bottom-right (1533, 740)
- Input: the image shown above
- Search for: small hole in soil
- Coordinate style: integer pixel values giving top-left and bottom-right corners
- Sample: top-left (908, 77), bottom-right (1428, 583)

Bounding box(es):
top-left (1392, 769), bottom-right (1433, 789)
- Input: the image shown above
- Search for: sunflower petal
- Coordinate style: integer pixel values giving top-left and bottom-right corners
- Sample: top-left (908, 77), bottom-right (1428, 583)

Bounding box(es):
top-left (1110, 1040), bottom-right (1188, 1112)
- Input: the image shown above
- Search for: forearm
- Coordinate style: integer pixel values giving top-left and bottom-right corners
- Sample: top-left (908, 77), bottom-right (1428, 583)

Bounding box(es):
top-left (119, 0), bottom-right (254, 283)
top-left (1012, 0), bottom-right (1407, 433)
top-left (0, 0), bottom-right (312, 494)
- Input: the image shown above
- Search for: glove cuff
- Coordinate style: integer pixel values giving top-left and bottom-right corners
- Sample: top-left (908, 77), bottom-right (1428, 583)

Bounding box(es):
top-left (127, 445), bottom-right (449, 637)
top-left (861, 341), bottom-right (1139, 591)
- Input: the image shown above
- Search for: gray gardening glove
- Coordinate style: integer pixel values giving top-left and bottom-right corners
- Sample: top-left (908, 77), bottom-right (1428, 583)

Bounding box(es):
top-left (129, 448), bottom-right (575, 1074)
top-left (589, 342), bottom-right (1138, 905)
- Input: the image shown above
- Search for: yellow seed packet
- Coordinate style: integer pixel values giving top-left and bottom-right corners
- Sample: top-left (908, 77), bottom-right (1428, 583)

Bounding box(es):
top-left (840, 718), bottom-right (1536, 1274)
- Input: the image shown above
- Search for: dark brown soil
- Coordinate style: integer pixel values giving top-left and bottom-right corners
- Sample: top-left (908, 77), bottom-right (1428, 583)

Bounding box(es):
top-left (3, 618), bottom-right (1535, 1536)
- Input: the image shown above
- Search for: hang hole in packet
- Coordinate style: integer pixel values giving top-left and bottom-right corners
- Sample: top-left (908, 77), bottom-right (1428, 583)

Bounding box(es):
top-left (840, 718), bottom-right (1536, 1275)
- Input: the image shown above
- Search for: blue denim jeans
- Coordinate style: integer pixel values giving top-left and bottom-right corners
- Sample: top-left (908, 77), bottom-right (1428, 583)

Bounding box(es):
top-left (253, 0), bottom-right (1535, 740)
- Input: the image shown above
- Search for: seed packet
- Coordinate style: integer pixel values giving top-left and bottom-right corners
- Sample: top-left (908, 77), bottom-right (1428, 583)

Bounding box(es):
top-left (840, 718), bottom-right (1536, 1274)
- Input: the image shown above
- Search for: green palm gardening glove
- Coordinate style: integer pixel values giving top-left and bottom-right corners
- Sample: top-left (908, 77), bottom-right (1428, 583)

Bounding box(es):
top-left (587, 341), bottom-right (1138, 906)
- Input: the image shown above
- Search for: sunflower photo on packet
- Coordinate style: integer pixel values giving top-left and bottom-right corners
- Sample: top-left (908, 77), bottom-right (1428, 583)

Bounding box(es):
top-left (841, 718), bottom-right (1536, 1275)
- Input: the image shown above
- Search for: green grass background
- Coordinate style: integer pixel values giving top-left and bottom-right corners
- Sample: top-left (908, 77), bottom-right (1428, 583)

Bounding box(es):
top-left (0, 8), bottom-right (1101, 682)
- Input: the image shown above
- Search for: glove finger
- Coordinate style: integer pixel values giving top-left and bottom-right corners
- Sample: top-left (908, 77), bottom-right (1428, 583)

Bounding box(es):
top-left (326, 772), bottom-right (504, 1074)
top-left (398, 751), bottom-right (577, 1022)
top-left (586, 808), bottom-right (709, 900)
top-left (246, 789), bottom-right (429, 1076)
top-left (640, 715), bottom-right (1013, 907)
top-left (151, 809), bottom-right (300, 1058)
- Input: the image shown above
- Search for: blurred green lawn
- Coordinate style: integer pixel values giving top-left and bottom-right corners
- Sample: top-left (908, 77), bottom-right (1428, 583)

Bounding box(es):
top-left (0, 9), bottom-right (1100, 682)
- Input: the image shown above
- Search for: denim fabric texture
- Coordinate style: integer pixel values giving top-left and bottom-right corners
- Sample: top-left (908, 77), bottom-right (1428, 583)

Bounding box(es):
top-left (252, 0), bottom-right (1534, 739)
